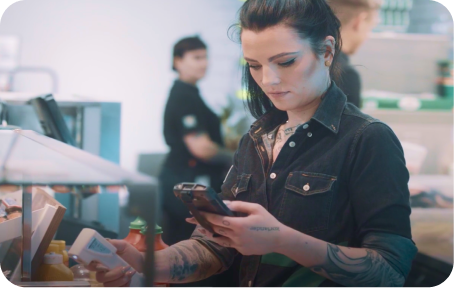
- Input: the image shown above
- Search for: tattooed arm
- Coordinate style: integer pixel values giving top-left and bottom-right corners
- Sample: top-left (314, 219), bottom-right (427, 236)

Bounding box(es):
top-left (154, 239), bottom-right (222, 283)
top-left (309, 244), bottom-right (405, 286)
top-left (275, 227), bottom-right (417, 287)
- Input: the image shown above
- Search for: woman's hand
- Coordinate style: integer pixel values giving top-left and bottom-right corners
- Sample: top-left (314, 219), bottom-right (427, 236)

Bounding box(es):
top-left (186, 201), bottom-right (288, 255)
top-left (86, 240), bottom-right (144, 287)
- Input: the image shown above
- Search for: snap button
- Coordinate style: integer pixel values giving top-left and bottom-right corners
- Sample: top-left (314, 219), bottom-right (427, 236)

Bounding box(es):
top-left (270, 173), bottom-right (277, 179)
top-left (289, 141), bottom-right (296, 147)
top-left (307, 132), bottom-right (313, 137)
top-left (303, 124), bottom-right (309, 129)
top-left (303, 184), bottom-right (310, 191)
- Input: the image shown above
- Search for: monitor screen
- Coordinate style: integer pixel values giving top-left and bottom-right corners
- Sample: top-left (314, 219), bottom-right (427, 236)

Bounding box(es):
top-left (28, 94), bottom-right (76, 146)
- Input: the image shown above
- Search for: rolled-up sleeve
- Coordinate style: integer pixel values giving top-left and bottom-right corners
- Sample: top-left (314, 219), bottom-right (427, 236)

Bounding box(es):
top-left (348, 122), bottom-right (413, 244)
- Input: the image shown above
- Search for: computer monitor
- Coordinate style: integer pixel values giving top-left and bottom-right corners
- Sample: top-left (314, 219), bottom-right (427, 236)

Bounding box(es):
top-left (28, 94), bottom-right (76, 146)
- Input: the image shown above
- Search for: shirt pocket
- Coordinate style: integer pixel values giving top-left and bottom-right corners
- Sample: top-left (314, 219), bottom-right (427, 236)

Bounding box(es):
top-left (230, 173), bottom-right (252, 199)
top-left (279, 172), bottom-right (337, 233)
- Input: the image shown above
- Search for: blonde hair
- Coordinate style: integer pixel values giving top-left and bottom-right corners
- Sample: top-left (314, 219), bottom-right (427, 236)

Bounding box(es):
top-left (327, 0), bottom-right (382, 25)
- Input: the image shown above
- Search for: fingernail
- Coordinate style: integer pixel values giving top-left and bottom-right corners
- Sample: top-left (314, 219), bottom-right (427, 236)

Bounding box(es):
top-left (126, 270), bottom-right (136, 278)
top-left (122, 266), bottom-right (131, 274)
top-left (223, 200), bottom-right (231, 205)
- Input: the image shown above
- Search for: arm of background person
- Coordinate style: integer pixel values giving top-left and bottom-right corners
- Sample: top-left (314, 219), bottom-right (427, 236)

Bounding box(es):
top-left (184, 132), bottom-right (233, 166)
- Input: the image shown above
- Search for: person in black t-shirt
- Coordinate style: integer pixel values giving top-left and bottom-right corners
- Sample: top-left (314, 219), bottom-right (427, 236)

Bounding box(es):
top-left (327, 0), bottom-right (382, 108)
top-left (160, 36), bottom-right (233, 246)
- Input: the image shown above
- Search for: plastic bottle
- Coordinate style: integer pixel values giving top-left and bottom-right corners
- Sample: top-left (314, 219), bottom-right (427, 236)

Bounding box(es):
top-left (70, 264), bottom-right (103, 287)
top-left (136, 225), bottom-right (169, 287)
top-left (70, 264), bottom-right (90, 282)
top-left (89, 271), bottom-right (104, 287)
top-left (46, 243), bottom-right (64, 259)
top-left (124, 217), bottom-right (147, 247)
top-left (51, 240), bottom-right (69, 267)
top-left (37, 252), bottom-right (74, 281)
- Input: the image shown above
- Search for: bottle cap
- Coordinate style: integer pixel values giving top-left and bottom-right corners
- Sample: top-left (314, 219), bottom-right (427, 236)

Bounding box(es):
top-left (140, 224), bottom-right (163, 235)
top-left (43, 252), bottom-right (63, 265)
top-left (51, 240), bottom-right (66, 251)
top-left (129, 217), bottom-right (147, 230)
top-left (46, 243), bottom-right (61, 254)
top-left (155, 224), bottom-right (163, 235)
top-left (140, 225), bottom-right (148, 235)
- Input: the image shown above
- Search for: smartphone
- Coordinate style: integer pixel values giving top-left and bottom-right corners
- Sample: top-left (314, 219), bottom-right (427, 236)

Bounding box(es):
top-left (173, 182), bottom-right (235, 237)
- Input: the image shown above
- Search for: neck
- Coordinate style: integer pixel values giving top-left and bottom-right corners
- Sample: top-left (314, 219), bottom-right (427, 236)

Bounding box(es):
top-left (340, 32), bottom-right (355, 56)
top-left (178, 75), bottom-right (198, 85)
top-left (286, 97), bottom-right (321, 128)
top-left (285, 82), bottom-right (330, 127)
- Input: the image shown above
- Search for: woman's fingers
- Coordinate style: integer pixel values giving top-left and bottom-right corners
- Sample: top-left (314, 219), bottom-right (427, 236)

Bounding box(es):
top-left (198, 226), bottom-right (234, 242)
top-left (96, 266), bottom-right (132, 283)
top-left (186, 217), bottom-right (199, 225)
top-left (213, 226), bottom-right (234, 238)
top-left (108, 240), bottom-right (144, 273)
top-left (103, 270), bottom-right (136, 287)
top-left (198, 211), bottom-right (238, 228)
top-left (86, 261), bottom-right (99, 271)
top-left (226, 201), bottom-right (261, 214)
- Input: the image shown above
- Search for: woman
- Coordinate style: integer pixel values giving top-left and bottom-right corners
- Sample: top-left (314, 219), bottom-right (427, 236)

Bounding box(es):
top-left (90, 1), bottom-right (417, 286)
top-left (159, 36), bottom-right (233, 246)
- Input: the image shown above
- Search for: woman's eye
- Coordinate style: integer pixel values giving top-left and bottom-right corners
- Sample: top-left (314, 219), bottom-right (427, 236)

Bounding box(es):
top-left (278, 58), bottom-right (296, 67)
top-left (248, 64), bottom-right (261, 70)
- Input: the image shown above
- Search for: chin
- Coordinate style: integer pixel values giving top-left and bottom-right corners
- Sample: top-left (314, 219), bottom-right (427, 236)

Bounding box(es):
top-left (271, 102), bottom-right (293, 112)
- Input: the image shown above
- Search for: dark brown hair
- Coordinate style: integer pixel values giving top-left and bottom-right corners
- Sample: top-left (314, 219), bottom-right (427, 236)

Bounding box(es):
top-left (231, 0), bottom-right (342, 119)
top-left (172, 36), bottom-right (207, 71)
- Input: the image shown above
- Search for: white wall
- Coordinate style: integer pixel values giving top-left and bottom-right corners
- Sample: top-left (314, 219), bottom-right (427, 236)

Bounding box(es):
top-left (0, 0), bottom-right (243, 171)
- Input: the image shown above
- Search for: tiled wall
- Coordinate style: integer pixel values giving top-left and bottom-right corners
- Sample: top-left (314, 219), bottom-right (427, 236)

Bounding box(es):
top-left (408, 0), bottom-right (453, 35)
top-left (350, 0), bottom-right (452, 94)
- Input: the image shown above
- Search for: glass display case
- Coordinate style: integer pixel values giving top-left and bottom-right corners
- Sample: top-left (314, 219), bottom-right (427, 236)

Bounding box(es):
top-left (0, 92), bottom-right (123, 237)
top-left (0, 129), bottom-right (158, 287)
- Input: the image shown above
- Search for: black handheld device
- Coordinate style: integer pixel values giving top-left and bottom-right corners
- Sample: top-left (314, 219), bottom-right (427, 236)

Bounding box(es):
top-left (173, 182), bottom-right (235, 237)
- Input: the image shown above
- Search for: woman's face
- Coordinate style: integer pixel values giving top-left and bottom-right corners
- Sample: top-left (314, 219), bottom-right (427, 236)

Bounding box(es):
top-left (175, 49), bottom-right (208, 83)
top-left (241, 25), bottom-right (332, 112)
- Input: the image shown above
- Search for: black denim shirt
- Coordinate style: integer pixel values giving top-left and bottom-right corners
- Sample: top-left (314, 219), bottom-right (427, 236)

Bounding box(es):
top-left (191, 82), bottom-right (413, 287)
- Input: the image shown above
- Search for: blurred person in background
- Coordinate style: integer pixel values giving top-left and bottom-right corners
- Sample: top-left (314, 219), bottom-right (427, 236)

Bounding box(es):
top-left (327, 0), bottom-right (382, 107)
top-left (158, 36), bottom-right (237, 287)
top-left (159, 36), bottom-right (233, 246)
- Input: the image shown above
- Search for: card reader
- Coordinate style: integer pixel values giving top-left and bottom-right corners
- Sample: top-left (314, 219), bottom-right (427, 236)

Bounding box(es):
top-left (69, 228), bottom-right (144, 286)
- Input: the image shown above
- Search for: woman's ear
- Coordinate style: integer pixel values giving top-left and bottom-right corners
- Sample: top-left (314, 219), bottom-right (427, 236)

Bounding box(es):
top-left (324, 36), bottom-right (336, 62)
top-left (173, 56), bottom-right (182, 72)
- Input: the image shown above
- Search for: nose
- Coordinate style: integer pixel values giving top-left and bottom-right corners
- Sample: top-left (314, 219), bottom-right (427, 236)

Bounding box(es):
top-left (261, 66), bottom-right (280, 86)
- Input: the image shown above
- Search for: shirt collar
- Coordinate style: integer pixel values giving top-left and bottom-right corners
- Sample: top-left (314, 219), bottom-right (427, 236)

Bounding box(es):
top-left (249, 81), bottom-right (346, 139)
top-left (311, 81), bottom-right (346, 134)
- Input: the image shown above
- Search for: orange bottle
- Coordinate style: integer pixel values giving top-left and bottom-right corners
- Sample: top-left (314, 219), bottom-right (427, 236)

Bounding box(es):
top-left (123, 217), bottom-right (147, 247)
top-left (51, 240), bottom-right (69, 267)
top-left (135, 225), bottom-right (169, 287)
top-left (153, 225), bottom-right (169, 252)
top-left (37, 253), bottom-right (74, 281)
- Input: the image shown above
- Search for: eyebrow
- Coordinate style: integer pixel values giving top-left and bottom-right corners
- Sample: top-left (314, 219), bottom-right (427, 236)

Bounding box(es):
top-left (244, 52), bottom-right (299, 63)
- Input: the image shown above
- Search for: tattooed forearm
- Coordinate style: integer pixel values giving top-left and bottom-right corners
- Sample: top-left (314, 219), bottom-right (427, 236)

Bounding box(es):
top-left (165, 240), bottom-right (221, 283)
top-left (309, 244), bottom-right (405, 287)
